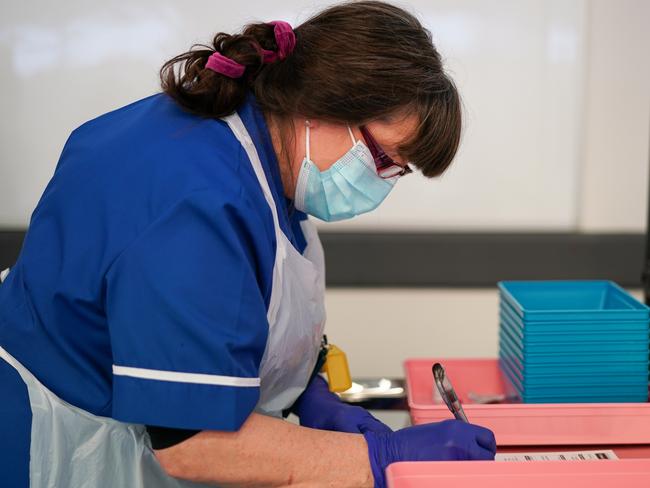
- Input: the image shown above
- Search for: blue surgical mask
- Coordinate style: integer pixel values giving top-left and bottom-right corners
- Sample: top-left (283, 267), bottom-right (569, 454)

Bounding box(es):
top-left (294, 122), bottom-right (398, 222)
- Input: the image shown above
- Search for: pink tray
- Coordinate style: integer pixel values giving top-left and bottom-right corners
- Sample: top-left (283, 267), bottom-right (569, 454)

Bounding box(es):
top-left (386, 459), bottom-right (650, 488)
top-left (405, 358), bottom-right (650, 445)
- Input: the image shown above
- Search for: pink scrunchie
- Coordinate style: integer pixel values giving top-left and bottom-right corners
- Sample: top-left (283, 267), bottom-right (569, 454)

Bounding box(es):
top-left (206, 20), bottom-right (295, 78)
top-left (205, 52), bottom-right (245, 79)
top-left (260, 21), bottom-right (296, 63)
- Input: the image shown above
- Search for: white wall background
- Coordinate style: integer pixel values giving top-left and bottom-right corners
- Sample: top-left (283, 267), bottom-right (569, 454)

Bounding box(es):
top-left (579, 0), bottom-right (650, 232)
top-left (1, 0), bottom-right (648, 231)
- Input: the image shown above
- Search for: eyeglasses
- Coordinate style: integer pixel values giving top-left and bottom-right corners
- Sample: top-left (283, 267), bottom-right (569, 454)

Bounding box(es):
top-left (359, 125), bottom-right (413, 179)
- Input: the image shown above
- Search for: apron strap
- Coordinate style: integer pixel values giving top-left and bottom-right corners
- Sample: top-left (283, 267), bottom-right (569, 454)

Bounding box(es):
top-left (222, 113), bottom-right (283, 237)
top-left (222, 112), bottom-right (285, 326)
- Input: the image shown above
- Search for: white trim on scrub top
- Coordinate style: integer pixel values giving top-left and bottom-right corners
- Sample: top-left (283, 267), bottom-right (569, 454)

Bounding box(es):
top-left (112, 365), bottom-right (261, 387)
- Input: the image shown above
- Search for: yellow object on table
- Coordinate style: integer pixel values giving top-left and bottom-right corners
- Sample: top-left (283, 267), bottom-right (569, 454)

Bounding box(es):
top-left (321, 343), bottom-right (352, 392)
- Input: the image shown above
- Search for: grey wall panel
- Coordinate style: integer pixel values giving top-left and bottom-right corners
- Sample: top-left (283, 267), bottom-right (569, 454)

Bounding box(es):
top-left (1, 230), bottom-right (644, 287)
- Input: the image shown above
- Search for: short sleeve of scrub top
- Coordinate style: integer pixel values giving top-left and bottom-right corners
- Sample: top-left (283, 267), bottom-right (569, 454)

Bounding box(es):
top-left (105, 188), bottom-right (271, 432)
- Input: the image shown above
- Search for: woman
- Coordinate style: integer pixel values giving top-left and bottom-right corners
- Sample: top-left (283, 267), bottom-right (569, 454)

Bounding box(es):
top-left (0, 1), bottom-right (496, 487)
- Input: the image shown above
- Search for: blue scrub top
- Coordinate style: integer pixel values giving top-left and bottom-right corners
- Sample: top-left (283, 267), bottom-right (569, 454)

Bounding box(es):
top-left (0, 92), bottom-right (308, 433)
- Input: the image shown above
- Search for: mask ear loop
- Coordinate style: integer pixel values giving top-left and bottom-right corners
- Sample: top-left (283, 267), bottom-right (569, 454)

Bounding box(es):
top-left (305, 120), bottom-right (311, 161)
top-left (347, 125), bottom-right (357, 145)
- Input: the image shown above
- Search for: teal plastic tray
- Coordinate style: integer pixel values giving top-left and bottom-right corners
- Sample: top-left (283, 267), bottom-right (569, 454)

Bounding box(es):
top-left (500, 311), bottom-right (649, 344)
top-left (500, 311), bottom-right (650, 351)
top-left (498, 336), bottom-right (650, 376)
top-left (500, 319), bottom-right (649, 354)
top-left (499, 327), bottom-right (650, 364)
top-left (500, 300), bottom-right (650, 338)
top-left (500, 363), bottom-right (649, 399)
top-left (499, 361), bottom-right (648, 403)
top-left (499, 348), bottom-right (649, 387)
top-left (498, 280), bottom-right (650, 322)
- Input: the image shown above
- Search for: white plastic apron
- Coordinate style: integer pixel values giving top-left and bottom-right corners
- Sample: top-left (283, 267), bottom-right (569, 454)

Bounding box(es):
top-left (0, 112), bottom-right (326, 487)
top-left (225, 112), bottom-right (326, 416)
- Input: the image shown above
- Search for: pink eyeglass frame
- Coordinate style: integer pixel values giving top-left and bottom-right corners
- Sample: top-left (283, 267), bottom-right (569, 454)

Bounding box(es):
top-left (359, 125), bottom-right (413, 179)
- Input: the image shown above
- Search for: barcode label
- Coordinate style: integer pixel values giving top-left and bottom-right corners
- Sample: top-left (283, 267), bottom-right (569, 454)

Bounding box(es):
top-left (495, 450), bottom-right (618, 462)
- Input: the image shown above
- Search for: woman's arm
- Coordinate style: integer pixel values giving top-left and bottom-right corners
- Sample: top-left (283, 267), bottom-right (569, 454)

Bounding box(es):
top-left (154, 412), bottom-right (374, 488)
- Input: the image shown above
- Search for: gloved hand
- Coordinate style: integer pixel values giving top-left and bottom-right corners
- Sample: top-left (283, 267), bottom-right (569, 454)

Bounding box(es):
top-left (293, 375), bottom-right (392, 435)
top-left (364, 419), bottom-right (497, 487)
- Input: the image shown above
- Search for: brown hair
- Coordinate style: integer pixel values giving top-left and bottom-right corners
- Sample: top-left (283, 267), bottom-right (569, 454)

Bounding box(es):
top-left (160, 1), bottom-right (461, 178)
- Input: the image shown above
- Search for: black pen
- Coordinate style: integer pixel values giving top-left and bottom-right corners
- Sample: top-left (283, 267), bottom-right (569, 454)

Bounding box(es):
top-left (432, 362), bottom-right (469, 423)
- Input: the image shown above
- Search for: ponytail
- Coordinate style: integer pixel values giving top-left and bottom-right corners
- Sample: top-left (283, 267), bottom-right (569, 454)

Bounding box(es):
top-left (160, 22), bottom-right (291, 118)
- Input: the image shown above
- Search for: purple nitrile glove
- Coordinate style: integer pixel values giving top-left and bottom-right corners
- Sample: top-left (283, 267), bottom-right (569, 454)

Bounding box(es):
top-left (364, 419), bottom-right (497, 487)
top-left (293, 375), bottom-right (392, 435)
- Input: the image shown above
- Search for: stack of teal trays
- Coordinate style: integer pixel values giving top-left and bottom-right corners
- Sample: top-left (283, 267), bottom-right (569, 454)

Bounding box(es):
top-left (498, 281), bottom-right (650, 403)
